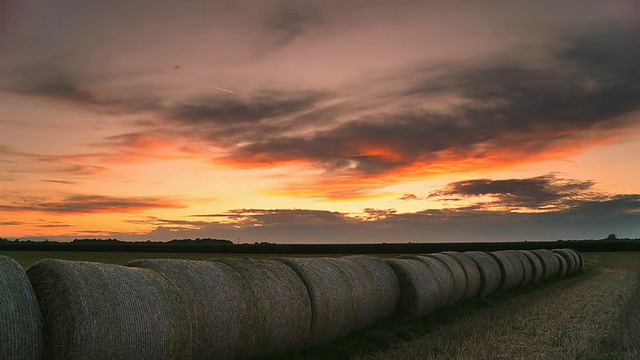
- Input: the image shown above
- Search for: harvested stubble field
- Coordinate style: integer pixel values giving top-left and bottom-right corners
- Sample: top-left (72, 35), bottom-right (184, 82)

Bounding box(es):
top-left (344, 252), bottom-right (640, 360)
top-left (2, 250), bottom-right (638, 359)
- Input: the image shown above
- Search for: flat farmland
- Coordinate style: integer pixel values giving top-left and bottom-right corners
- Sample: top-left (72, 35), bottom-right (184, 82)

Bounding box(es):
top-left (279, 252), bottom-right (640, 360)
top-left (2, 250), bottom-right (638, 359)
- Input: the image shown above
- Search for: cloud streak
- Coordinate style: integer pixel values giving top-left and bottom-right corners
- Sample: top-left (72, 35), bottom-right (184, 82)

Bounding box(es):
top-left (0, 194), bottom-right (185, 214)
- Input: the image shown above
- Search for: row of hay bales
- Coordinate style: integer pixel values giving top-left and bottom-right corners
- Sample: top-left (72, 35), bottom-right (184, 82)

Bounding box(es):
top-left (1, 248), bottom-right (582, 359)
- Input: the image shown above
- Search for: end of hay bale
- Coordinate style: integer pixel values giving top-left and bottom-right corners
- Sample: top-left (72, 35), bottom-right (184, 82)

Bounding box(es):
top-left (519, 250), bottom-right (544, 284)
top-left (424, 253), bottom-right (467, 304)
top-left (28, 259), bottom-right (193, 360)
top-left (1, 256), bottom-right (44, 360)
top-left (341, 255), bottom-right (401, 327)
top-left (399, 255), bottom-right (455, 307)
top-left (564, 248), bottom-right (584, 271)
top-left (272, 257), bottom-right (357, 347)
top-left (504, 250), bottom-right (533, 286)
top-left (554, 252), bottom-right (569, 277)
top-left (553, 249), bottom-right (580, 274)
top-left (441, 251), bottom-right (481, 299)
top-left (489, 251), bottom-right (525, 291)
top-left (530, 249), bottom-right (560, 280)
top-left (205, 257), bottom-right (312, 356)
top-left (464, 252), bottom-right (501, 297)
top-left (385, 258), bottom-right (443, 322)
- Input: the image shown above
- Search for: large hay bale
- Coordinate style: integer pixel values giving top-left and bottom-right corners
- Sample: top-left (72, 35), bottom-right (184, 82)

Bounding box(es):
top-left (273, 257), bottom-right (358, 346)
top-left (489, 251), bottom-right (525, 291)
top-left (130, 258), bottom-right (310, 359)
top-left (442, 251), bottom-right (481, 299)
top-left (399, 255), bottom-right (455, 307)
top-left (552, 249), bottom-right (577, 275)
top-left (464, 252), bottom-right (501, 297)
top-left (554, 252), bottom-right (569, 277)
top-left (505, 250), bottom-right (533, 285)
top-left (207, 257), bottom-right (312, 356)
top-left (342, 255), bottom-right (400, 327)
top-left (519, 250), bottom-right (544, 284)
top-left (385, 258), bottom-right (443, 321)
top-left (27, 259), bottom-right (193, 360)
top-left (565, 248), bottom-right (584, 271)
top-left (1, 256), bottom-right (43, 360)
top-left (531, 249), bottom-right (560, 280)
top-left (424, 253), bottom-right (467, 304)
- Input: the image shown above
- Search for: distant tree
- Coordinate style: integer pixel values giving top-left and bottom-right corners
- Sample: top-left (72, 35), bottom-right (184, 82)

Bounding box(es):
top-left (606, 233), bottom-right (618, 240)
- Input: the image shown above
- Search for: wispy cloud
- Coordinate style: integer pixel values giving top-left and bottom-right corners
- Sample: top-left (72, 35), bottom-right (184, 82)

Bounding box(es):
top-left (0, 194), bottom-right (185, 214)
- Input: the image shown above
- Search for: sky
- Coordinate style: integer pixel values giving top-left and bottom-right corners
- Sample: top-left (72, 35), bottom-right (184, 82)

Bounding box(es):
top-left (1, 0), bottom-right (639, 243)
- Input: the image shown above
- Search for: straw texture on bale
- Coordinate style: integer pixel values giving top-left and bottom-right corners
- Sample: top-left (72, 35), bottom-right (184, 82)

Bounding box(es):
top-left (207, 257), bottom-right (312, 357)
top-left (519, 250), bottom-right (544, 284)
top-left (399, 255), bottom-right (455, 307)
top-left (464, 252), bottom-right (502, 297)
top-left (386, 258), bottom-right (443, 321)
top-left (442, 251), bottom-right (481, 299)
top-left (273, 257), bottom-right (358, 346)
top-left (489, 251), bottom-right (525, 291)
top-left (556, 252), bottom-right (569, 277)
top-left (424, 253), bottom-right (467, 303)
top-left (531, 249), bottom-right (560, 280)
top-left (552, 249), bottom-right (577, 275)
top-left (0, 256), bottom-right (43, 360)
top-left (27, 259), bottom-right (192, 360)
top-left (342, 255), bottom-right (400, 328)
top-left (565, 248), bottom-right (584, 271)
top-left (505, 250), bottom-right (533, 286)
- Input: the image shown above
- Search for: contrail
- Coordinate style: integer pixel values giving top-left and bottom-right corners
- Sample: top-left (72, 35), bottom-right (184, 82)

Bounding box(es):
top-left (208, 85), bottom-right (237, 94)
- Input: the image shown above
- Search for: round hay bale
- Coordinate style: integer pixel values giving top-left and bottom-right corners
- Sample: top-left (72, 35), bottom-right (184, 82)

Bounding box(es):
top-left (320, 257), bottom-right (399, 332)
top-left (519, 250), bottom-right (544, 284)
top-left (553, 249), bottom-right (577, 275)
top-left (273, 257), bottom-right (357, 346)
top-left (531, 249), bottom-right (560, 280)
top-left (342, 255), bottom-right (400, 327)
top-left (565, 248), bottom-right (584, 271)
top-left (1, 256), bottom-right (43, 360)
top-left (489, 251), bottom-right (525, 291)
top-left (385, 258), bottom-right (442, 321)
top-left (424, 253), bottom-right (467, 304)
top-left (131, 258), bottom-right (309, 359)
top-left (464, 252), bottom-right (501, 297)
top-left (27, 259), bottom-right (193, 360)
top-left (442, 251), bottom-right (481, 299)
top-left (508, 250), bottom-right (533, 285)
top-left (554, 252), bottom-right (569, 277)
top-left (399, 255), bottom-right (455, 307)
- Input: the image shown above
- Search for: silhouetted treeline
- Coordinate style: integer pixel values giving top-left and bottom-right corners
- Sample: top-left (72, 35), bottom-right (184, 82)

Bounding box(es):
top-left (0, 237), bottom-right (639, 254)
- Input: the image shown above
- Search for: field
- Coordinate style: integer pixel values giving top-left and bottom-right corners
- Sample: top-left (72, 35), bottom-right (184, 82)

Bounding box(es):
top-left (2, 250), bottom-right (638, 359)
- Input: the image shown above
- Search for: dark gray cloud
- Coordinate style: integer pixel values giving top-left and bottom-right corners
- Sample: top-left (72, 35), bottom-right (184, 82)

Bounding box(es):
top-left (166, 90), bottom-right (327, 129)
top-left (0, 194), bottom-right (184, 213)
top-left (3, 64), bottom-right (162, 114)
top-left (5, 25), bottom-right (639, 183)
top-left (214, 27), bottom-right (640, 175)
top-left (429, 174), bottom-right (597, 209)
top-left (265, 6), bottom-right (323, 47)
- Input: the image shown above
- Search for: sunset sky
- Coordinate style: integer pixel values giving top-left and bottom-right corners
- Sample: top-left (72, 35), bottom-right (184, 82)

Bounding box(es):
top-left (1, 0), bottom-right (639, 243)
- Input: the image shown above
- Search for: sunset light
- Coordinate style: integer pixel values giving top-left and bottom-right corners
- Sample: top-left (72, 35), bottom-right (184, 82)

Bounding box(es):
top-left (1, 0), bottom-right (639, 243)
